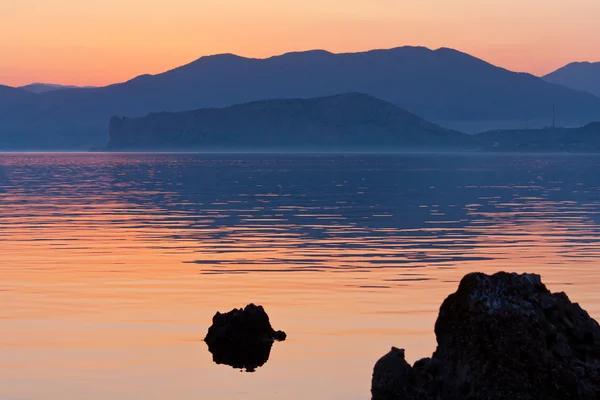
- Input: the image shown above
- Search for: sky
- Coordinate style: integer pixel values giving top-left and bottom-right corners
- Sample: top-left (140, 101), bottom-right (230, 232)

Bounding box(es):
top-left (1, 0), bottom-right (599, 87)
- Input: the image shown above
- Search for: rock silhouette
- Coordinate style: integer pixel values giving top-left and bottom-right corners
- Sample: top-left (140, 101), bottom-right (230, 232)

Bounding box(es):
top-left (372, 272), bottom-right (600, 400)
top-left (204, 304), bottom-right (286, 372)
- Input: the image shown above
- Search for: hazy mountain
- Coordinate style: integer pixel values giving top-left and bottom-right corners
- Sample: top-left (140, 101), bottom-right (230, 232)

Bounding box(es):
top-left (2, 46), bottom-right (600, 149)
top-left (108, 93), bottom-right (479, 150)
top-left (0, 85), bottom-right (33, 106)
top-left (477, 122), bottom-right (600, 152)
top-left (19, 83), bottom-right (95, 94)
top-left (544, 62), bottom-right (600, 98)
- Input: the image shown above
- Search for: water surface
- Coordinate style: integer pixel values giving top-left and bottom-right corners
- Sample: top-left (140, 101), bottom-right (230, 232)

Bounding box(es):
top-left (1, 153), bottom-right (600, 399)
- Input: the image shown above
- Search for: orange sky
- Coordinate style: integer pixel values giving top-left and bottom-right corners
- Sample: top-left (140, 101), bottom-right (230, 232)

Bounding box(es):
top-left (1, 0), bottom-right (599, 87)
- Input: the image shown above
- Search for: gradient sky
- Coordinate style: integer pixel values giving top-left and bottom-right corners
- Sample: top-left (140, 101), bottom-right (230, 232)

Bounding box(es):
top-left (1, 0), bottom-right (599, 87)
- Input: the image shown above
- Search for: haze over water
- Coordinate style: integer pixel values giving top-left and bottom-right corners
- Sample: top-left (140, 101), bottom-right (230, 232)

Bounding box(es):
top-left (2, 152), bottom-right (600, 399)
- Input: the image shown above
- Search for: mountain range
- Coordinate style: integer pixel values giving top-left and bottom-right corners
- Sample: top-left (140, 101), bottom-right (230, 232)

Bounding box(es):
top-left (544, 62), bottom-right (600, 98)
top-left (0, 85), bottom-right (33, 107)
top-left (2, 46), bottom-right (600, 150)
top-left (477, 122), bottom-right (600, 152)
top-left (107, 93), bottom-right (478, 150)
top-left (18, 83), bottom-right (94, 94)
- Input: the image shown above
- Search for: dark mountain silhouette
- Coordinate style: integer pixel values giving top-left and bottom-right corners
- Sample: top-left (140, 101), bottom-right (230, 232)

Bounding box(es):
top-left (108, 93), bottom-right (479, 150)
top-left (2, 46), bottom-right (600, 149)
top-left (19, 83), bottom-right (94, 94)
top-left (477, 122), bottom-right (600, 152)
top-left (0, 85), bottom-right (33, 106)
top-left (544, 62), bottom-right (600, 98)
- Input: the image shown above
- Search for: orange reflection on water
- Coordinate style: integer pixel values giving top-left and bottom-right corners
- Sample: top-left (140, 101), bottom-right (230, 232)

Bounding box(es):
top-left (1, 153), bottom-right (600, 399)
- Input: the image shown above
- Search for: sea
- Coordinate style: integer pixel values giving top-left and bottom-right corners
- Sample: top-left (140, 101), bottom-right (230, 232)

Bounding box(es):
top-left (1, 152), bottom-right (600, 399)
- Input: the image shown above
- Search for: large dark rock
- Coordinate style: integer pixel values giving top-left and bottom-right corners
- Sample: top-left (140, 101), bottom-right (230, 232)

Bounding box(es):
top-left (372, 272), bottom-right (600, 400)
top-left (204, 304), bottom-right (286, 372)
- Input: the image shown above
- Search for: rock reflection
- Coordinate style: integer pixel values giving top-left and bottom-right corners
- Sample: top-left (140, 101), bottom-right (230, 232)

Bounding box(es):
top-left (207, 339), bottom-right (274, 372)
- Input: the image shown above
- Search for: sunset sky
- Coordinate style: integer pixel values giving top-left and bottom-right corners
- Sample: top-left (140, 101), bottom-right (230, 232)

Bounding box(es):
top-left (1, 0), bottom-right (599, 87)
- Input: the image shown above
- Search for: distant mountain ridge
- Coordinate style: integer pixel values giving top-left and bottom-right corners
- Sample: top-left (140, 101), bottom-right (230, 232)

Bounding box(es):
top-left (2, 46), bottom-right (600, 149)
top-left (477, 122), bottom-right (600, 152)
top-left (0, 85), bottom-right (33, 106)
top-left (108, 93), bottom-right (478, 150)
top-left (544, 62), bottom-right (600, 98)
top-left (19, 83), bottom-right (95, 94)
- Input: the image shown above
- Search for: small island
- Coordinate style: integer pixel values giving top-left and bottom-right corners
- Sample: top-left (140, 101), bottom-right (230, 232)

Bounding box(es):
top-left (107, 93), bottom-right (478, 151)
top-left (107, 93), bottom-right (600, 153)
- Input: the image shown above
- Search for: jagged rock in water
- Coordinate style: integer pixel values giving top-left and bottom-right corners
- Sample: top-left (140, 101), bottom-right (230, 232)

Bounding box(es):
top-left (204, 304), bottom-right (286, 372)
top-left (372, 272), bottom-right (600, 400)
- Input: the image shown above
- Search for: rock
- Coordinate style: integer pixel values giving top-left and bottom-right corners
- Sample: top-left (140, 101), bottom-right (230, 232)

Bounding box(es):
top-left (372, 272), bottom-right (600, 400)
top-left (204, 304), bottom-right (286, 372)
top-left (274, 330), bottom-right (287, 341)
top-left (372, 347), bottom-right (415, 400)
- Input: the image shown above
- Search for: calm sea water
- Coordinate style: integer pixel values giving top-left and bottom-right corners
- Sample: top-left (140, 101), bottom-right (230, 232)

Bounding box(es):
top-left (2, 153), bottom-right (600, 399)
